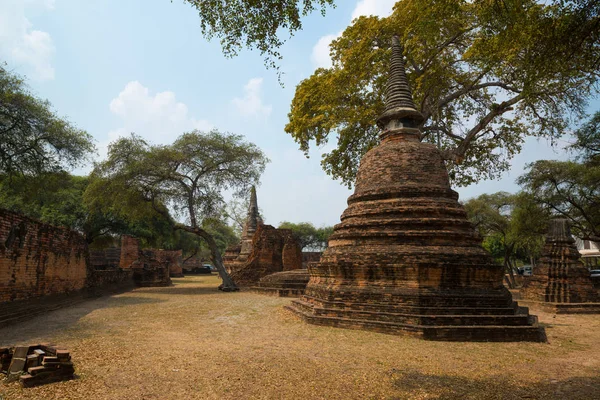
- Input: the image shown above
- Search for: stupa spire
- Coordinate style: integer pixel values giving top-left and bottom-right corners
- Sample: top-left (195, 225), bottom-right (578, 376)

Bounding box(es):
top-left (376, 35), bottom-right (424, 133)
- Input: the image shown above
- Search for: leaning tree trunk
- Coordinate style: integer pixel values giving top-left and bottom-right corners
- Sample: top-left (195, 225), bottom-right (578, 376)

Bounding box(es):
top-left (179, 224), bottom-right (239, 292)
top-left (503, 252), bottom-right (516, 289)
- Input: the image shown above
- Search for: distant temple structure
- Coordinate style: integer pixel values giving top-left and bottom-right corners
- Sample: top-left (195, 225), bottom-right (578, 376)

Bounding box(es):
top-left (521, 219), bottom-right (600, 313)
top-left (286, 36), bottom-right (545, 341)
top-left (224, 186), bottom-right (303, 286)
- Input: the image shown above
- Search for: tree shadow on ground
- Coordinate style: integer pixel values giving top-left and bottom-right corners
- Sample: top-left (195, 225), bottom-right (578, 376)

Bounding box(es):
top-left (132, 285), bottom-right (223, 296)
top-left (390, 369), bottom-right (600, 400)
top-left (0, 295), bottom-right (166, 345)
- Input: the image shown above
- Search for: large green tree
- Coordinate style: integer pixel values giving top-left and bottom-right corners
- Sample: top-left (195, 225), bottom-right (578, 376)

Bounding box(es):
top-left (181, 0), bottom-right (334, 70)
top-left (518, 111), bottom-right (600, 243)
top-left (85, 130), bottom-right (268, 291)
top-left (285, 0), bottom-right (599, 187)
top-left (278, 221), bottom-right (332, 251)
top-left (0, 65), bottom-right (94, 177)
top-left (464, 191), bottom-right (548, 287)
top-left (518, 160), bottom-right (600, 242)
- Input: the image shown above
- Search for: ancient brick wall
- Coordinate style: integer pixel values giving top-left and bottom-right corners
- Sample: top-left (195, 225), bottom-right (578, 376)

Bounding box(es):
top-left (281, 229), bottom-right (303, 271)
top-left (0, 209), bottom-right (89, 303)
top-left (119, 235), bottom-right (139, 269)
top-left (301, 252), bottom-right (322, 269)
top-left (89, 248), bottom-right (121, 270)
top-left (150, 249), bottom-right (183, 278)
top-left (230, 224), bottom-right (303, 286)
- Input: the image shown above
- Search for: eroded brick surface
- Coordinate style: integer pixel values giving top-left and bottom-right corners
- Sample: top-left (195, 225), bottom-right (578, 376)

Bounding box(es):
top-left (286, 38), bottom-right (545, 342)
top-left (521, 219), bottom-right (599, 305)
top-left (230, 225), bottom-right (303, 286)
top-left (0, 209), bottom-right (88, 303)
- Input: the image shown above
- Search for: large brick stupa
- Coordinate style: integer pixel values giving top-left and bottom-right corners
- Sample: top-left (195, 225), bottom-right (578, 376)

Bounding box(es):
top-left (287, 36), bottom-right (546, 342)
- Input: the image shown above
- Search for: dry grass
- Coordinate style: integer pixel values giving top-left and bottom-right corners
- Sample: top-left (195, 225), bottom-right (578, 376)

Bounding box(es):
top-left (1, 275), bottom-right (599, 400)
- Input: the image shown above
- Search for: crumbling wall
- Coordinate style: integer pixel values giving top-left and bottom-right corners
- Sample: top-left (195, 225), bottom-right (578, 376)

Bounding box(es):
top-left (119, 235), bottom-right (139, 269)
top-left (0, 209), bottom-right (89, 303)
top-left (230, 224), bottom-right (303, 286)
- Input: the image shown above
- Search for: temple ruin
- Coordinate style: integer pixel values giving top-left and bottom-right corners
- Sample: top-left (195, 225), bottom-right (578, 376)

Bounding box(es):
top-left (224, 187), bottom-right (304, 287)
top-left (286, 36), bottom-right (546, 342)
top-left (521, 219), bottom-right (600, 313)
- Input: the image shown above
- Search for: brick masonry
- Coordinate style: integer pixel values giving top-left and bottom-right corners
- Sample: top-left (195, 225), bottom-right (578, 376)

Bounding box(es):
top-left (0, 209), bottom-right (89, 303)
top-left (229, 224), bottom-right (303, 286)
top-left (521, 219), bottom-right (599, 308)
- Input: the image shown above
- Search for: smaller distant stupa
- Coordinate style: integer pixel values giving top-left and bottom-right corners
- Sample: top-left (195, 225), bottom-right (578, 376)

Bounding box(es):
top-left (223, 186), bottom-right (263, 274)
top-left (521, 219), bottom-right (600, 313)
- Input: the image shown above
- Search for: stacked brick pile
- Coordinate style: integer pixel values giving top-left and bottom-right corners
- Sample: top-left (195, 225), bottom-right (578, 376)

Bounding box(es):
top-left (287, 37), bottom-right (545, 342)
top-left (1, 344), bottom-right (74, 387)
top-left (521, 219), bottom-right (600, 313)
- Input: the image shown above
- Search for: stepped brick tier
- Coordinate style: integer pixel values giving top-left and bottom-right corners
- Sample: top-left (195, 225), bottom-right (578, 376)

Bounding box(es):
top-left (252, 269), bottom-right (310, 297)
top-left (302, 252), bottom-right (322, 269)
top-left (224, 186), bottom-right (263, 274)
top-left (1, 344), bottom-right (74, 387)
top-left (230, 224), bottom-right (303, 287)
top-left (287, 36), bottom-right (546, 342)
top-left (520, 219), bottom-right (600, 314)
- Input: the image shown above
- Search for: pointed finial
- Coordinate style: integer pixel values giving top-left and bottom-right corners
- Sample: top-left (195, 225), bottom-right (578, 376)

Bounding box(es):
top-left (376, 35), bottom-right (424, 131)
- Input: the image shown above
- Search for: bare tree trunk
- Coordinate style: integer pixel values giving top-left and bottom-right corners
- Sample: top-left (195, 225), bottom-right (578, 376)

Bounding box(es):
top-left (507, 258), bottom-right (518, 288)
top-left (177, 224), bottom-right (239, 292)
top-left (503, 252), bottom-right (515, 289)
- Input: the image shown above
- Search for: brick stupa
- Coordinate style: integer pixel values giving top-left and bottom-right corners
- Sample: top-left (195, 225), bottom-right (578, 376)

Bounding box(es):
top-left (521, 219), bottom-right (600, 313)
top-left (223, 186), bottom-right (263, 274)
top-left (287, 36), bottom-right (546, 341)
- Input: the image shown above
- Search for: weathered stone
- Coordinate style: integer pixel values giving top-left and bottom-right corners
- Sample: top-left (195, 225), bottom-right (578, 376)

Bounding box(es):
top-left (2, 344), bottom-right (75, 387)
top-left (286, 36), bottom-right (545, 342)
top-left (224, 187), bottom-right (303, 286)
top-left (252, 269), bottom-right (310, 297)
top-left (230, 225), bottom-right (303, 286)
top-left (521, 219), bottom-right (600, 313)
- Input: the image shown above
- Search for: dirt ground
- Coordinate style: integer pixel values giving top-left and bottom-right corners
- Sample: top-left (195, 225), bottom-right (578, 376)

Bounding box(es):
top-left (1, 275), bottom-right (599, 400)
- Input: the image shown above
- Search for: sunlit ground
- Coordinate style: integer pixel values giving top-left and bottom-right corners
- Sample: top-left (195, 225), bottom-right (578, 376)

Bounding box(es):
top-left (1, 275), bottom-right (599, 400)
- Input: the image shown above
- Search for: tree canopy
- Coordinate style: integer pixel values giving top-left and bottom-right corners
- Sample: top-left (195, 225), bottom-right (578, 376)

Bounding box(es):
top-left (463, 191), bottom-right (548, 287)
top-left (278, 221), bottom-right (332, 251)
top-left (85, 130), bottom-right (268, 291)
top-left (181, 0), bottom-right (334, 70)
top-left (0, 65), bottom-right (94, 177)
top-left (285, 0), bottom-right (600, 187)
top-left (518, 111), bottom-right (600, 243)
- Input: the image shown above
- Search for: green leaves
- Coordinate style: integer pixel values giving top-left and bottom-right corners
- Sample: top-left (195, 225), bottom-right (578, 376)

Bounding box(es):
top-left (87, 130), bottom-right (268, 229)
top-left (182, 0), bottom-right (335, 70)
top-left (0, 65), bottom-right (95, 177)
top-left (285, 0), bottom-right (599, 187)
top-left (278, 221), bottom-right (332, 251)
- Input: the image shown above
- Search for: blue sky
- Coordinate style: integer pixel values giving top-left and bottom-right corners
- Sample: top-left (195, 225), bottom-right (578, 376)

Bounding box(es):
top-left (1, 0), bottom-right (596, 227)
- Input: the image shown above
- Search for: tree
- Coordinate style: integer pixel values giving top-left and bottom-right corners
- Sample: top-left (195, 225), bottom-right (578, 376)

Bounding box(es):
top-left (464, 191), bottom-right (548, 287)
top-left (85, 131), bottom-right (268, 291)
top-left (181, 0), bottom-right (334, 71)
top-left (278, 221), bottom-right (332, 251)
top-left (285, 0), bottom-right (600, 187)
top-left (570, 111), bottom-right (600, 165)
top-left (518, 160), bottom-right (600, 242)
top-left (0, 65), bottom-right (94, 177)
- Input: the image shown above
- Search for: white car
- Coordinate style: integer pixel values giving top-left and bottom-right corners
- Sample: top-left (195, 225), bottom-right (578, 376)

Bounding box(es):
top-left (590, 269), bottom-right (600, 279)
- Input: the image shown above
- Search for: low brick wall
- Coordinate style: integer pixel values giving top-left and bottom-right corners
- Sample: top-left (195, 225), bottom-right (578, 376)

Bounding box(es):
top-left (0, 209), bottom-right (89, 303)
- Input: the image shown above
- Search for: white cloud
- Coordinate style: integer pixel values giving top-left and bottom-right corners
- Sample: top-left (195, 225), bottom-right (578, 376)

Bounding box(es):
top-left (101, 81), bottom-right (212, 160)
top-left (310, 0), bottom-right (396, 69)
top-left (0, 0), bottom-right (56, 80)
top-left (351, 0), bottom-right (396, 20)
top-left (311, 33), bottom-right (340, 70)
top-left (231, 78), bottom-right (272, 119)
